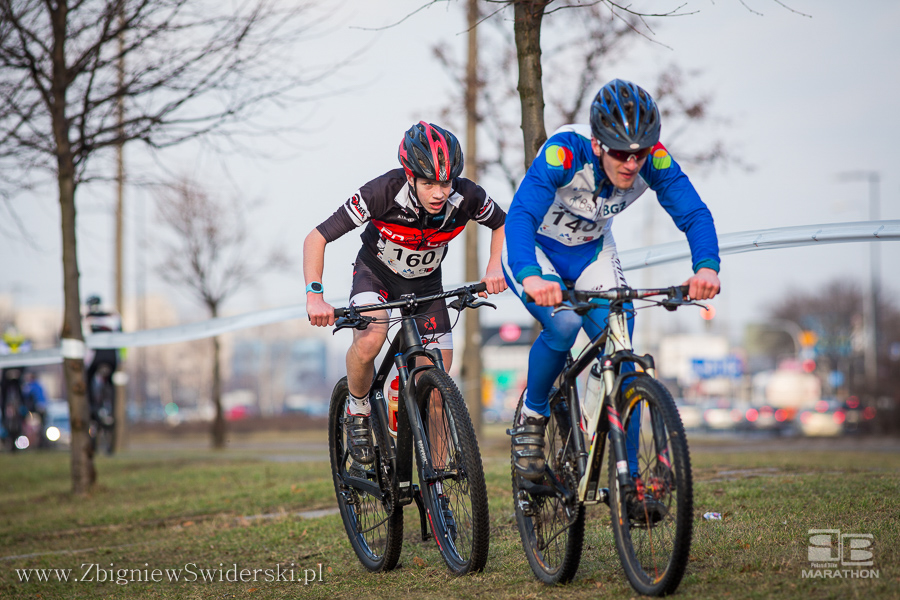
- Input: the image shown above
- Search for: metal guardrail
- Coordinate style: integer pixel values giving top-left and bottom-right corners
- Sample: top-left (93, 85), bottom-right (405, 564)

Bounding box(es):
top-left (2, 220), bottom-right (898, 369)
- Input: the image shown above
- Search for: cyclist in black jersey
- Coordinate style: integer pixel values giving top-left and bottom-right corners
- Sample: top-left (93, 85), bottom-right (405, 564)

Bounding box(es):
top-left (82, 295), bottom-right (122, 420)
top-left (304, 122), bottom-right (507, 464)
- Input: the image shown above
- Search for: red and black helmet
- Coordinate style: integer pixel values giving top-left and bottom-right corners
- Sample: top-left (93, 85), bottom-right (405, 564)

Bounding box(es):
top-left (398, 121), bottom-right (464, 182)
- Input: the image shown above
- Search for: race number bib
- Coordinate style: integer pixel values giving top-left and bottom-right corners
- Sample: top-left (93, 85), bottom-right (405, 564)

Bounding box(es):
top-left (538, 207), bottom-right (609, 246)
top-left (378, 238), bottom-right (445, 278)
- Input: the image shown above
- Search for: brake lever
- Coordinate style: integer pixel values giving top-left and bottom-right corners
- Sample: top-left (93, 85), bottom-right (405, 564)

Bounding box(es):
top-left (660, 298), bottom-right (708, 312)
top-left (332, 315), bottom-right (376, 334)
top-left (468, 298), bottom-right (497, 310)
top-left (449, 294), bottom-right (497, 312)
top-left (551, 303), bottom-right (583, 317)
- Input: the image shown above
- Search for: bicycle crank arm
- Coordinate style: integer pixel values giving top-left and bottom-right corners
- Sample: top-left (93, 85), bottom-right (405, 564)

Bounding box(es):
top-left (411, 485), bottom-right (432, 542)
top-left (339, 473), bottom-right (384, 501)
top-left (518, 469), bottom-right (575, 504)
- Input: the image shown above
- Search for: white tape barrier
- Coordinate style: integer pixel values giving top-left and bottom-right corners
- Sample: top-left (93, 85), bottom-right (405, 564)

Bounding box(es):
top-left (619, 220), bottom-right (899, 271)
top-left (2, 220), bottom-right (898, 369)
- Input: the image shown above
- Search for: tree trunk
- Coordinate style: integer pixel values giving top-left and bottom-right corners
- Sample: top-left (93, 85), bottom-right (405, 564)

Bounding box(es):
top-left (60, 172), bottom-right (95, 495)
top-left (462, 0), bottom-right (483, 437)
top-left (211, 302), bottom-right (226, 448)
top-left (51, 0), bottom-right (95, 495)
top-left (514, 0), bottom-right (549, 168)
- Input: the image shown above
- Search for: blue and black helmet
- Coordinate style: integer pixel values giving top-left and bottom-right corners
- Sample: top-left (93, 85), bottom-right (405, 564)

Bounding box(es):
top-left (589, 79), bottom-right (661, 150)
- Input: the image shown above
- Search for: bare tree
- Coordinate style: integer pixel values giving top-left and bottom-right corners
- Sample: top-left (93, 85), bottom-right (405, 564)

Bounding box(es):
top-left (155, 177), bottom-right (291, 448)
top-left (0, 0), bottom-right (329, 494)
top-left (768, 280), bottom-right (900, 408)
top-left (436, 1), bottom-right (746, 195)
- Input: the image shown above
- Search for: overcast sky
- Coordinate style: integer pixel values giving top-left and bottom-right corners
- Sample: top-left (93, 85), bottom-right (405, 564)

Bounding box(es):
top-left (2, 0), bottom-right (898, 344)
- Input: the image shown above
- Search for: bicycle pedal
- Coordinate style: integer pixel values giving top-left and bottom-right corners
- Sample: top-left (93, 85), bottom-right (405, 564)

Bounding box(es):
top-left (516, 491), bottom-right (535, 517)
top-left (598, 487), bottom-right (610, 506)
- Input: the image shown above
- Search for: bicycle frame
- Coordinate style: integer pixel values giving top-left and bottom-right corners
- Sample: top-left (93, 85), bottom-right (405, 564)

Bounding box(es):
top-left (334, 284), bottom-right (488, 512)
top-left (369, 310), bottom-right (446, 508)
top-left (553, 301), bottom-right (661, 505)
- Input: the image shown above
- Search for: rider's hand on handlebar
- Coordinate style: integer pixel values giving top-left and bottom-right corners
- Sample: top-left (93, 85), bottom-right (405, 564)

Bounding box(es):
top-left (480, 265), bottom-right (508, 298)
top-left (523, 275), bottom-right (563, 307)
top-left (306, 294), bottom-right (336, 327)
top-left (682, 268), bottom-right (720, 301)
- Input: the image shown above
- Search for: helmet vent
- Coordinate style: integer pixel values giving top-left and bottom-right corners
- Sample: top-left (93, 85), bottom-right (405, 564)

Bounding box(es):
top-left (623, 101), bottom-right (636, 129)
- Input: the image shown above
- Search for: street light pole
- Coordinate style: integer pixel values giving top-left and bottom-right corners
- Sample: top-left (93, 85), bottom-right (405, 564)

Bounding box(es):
top-left (836, 171), bottom-right (880, 389)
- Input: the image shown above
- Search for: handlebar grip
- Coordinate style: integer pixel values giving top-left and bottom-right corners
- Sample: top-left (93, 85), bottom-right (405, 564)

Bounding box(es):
top-left (333, 307), bottom-right (348, 318)
top-left (470, 282), bottom-right (487, 294)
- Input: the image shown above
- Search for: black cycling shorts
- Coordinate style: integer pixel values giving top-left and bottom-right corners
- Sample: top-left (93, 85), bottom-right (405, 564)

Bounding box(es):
top-left (349, 258), bottom-right (453, 349)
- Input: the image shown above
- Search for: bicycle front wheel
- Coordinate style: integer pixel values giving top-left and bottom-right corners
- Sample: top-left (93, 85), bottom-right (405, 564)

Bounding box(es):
top-left (609, 377), bottom-right (693, 596)
top-left (512, 390), bottom-right (585, 584)
top-left (328, 377), bottom-right (403, 572)
top-left (416, 369), bottom-right (490, 575)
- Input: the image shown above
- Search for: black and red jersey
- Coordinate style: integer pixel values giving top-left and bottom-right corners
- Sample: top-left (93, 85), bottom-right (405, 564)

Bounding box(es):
top-left (317, 169), bottom-right (505, 280)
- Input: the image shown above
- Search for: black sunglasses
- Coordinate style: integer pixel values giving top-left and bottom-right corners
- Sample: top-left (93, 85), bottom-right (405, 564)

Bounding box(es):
top-left (601, 144), bottom-right (652, 163)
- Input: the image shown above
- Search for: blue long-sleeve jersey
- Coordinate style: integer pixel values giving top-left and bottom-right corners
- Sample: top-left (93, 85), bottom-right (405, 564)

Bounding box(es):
top-left (506, 124), bottom-right (720, 283)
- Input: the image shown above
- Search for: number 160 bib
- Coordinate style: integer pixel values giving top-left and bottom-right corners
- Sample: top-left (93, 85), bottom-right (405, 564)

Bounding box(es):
top-left (378, 238), bottom-right (445, 278)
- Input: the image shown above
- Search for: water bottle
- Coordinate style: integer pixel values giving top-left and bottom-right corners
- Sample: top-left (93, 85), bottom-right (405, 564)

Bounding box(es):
top-left (582, 362), bottom-right (603, 427)
top-left (387, 376), bottom-right (400, 437)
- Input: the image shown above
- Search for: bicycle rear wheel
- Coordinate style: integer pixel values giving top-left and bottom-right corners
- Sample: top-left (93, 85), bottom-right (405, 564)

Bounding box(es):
top-left (416, 369), bottom-right (490, 575)
top-left (608, 377), bottom-right (692, 596)
top-left (328, 377), bottom-right (403, 572)
top-left (3, 385), bottom-right (24, 452)
top-left (511, 389), bottom-right (585, 584)
top-left (94, 379), bottom-right (116, 455)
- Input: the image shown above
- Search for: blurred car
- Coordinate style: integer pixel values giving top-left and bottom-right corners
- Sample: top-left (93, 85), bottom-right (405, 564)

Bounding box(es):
top-left (701, 399), bottom-right (742, 431)
top-left (674, 400), bottom-right (703, 430)
top-left (743, 404), bottom-right (794, 433)
top-left (43, 400), bottom-right (71, 448)
top-left (797, 400), bottom-right (846, 437)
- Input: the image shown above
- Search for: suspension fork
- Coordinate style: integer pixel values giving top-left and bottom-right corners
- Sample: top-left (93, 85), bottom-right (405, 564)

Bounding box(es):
top-left (393, 316), bottom-right (443, 494)
top-left (649, 397), bottom-right (672, 473)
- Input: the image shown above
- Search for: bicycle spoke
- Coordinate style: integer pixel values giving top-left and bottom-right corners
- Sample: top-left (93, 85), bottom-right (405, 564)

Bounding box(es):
top-left (610, 378), bottom-right (692, 596)
top-left (328, 378), bottom-right (402, 572)
top-left (417, 369), bottom-right (489, 575)
top-left (512, 392), bottom-right (584, 584)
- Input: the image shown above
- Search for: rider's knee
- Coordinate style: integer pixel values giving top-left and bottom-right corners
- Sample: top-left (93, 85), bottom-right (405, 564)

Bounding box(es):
top-left (351, 329), bottom-right (387, 362)
top-left (541, 311), bottom-right (582, 351)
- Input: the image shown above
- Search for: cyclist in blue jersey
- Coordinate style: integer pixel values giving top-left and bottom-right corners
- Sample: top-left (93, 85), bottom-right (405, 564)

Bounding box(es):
top-left (504, 79), bottom-right (721, 481)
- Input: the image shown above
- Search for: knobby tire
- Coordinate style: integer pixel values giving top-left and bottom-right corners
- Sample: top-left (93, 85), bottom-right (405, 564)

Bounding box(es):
top-left (92, 379), bottom-right (116, 455)
top-left (512, 389), bottom-right (585, 584)
top-left (328, 377), bottom-right (403, 572)
top-left (609, 377), bottom-right (693, 596)
top-left (415, 369), bottom-right (490, 575)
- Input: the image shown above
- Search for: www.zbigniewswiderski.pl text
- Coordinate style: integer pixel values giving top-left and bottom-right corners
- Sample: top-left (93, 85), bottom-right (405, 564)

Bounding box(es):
top-left (16, 563), bottom-right (325, 585)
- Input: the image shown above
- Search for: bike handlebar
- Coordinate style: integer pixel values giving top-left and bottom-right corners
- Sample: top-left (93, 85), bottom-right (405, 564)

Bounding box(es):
top-left (526, 284), bottom-right (691, 305)
top-left (333, 282), bottom-right (488, 318)
top-left (569, 284), bottom-right (691, 303)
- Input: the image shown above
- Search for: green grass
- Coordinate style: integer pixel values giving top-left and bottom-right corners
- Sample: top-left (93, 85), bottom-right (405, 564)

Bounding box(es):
top-left (1, 428), bottom-right (898, 599)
